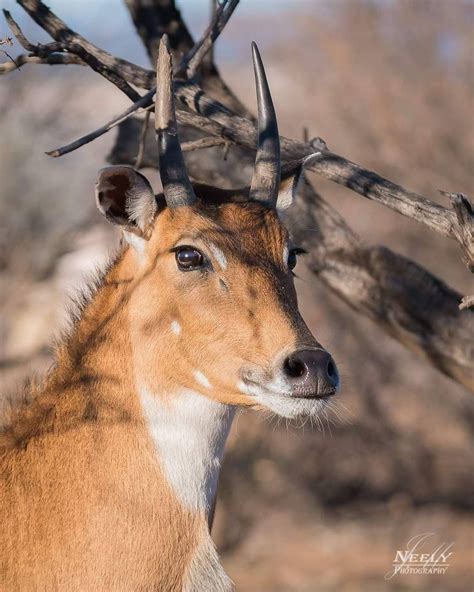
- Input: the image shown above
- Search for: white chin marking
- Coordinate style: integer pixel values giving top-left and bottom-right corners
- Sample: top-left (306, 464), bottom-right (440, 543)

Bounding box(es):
top-left (238, 380), bottom-right (329, 419)
top-left (170, 320), bottom-right (181, 335)
top-left (194, 370), bottom-right (212, 390)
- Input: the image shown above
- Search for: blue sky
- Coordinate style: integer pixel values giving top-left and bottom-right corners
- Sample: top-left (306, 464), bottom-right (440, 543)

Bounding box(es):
top-left (1, 0), bottom-right (315, 66)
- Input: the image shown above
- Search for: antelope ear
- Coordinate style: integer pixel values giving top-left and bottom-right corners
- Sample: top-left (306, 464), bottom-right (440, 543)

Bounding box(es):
top-left (276, 153), bottom-right (321, 212)
top-left (95, 166), bottom-right (157, 237)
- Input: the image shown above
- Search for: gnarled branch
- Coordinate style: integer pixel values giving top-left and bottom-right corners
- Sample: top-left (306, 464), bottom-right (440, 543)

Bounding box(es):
top-left (0, 52), bottom-right (82, 73)
top-left (440, 191), bottom-right (474, 272)
top-left (178, 0), bottom-right (239, 79)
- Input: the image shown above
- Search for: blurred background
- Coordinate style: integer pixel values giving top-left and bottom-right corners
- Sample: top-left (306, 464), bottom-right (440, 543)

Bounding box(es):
top-left (1, 1), bottom-right (473, 590)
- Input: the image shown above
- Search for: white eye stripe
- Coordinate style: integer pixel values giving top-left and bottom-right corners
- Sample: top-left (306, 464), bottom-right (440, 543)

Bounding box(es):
top-left (208, 244), bottom-right (228, 271)
top-left (194, 370), bottom-right (212, 389)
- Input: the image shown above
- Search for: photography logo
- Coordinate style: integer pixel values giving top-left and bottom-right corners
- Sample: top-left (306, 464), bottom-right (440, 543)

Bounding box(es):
top-left (385, 532), bottom-right (454, 580)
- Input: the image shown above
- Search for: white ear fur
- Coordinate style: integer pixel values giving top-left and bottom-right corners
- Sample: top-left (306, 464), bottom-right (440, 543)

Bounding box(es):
top-left (95, 165), bottom-right (157, 236)
top-left (123, 230), bottom-right (146, 260)
top-left (276, 153), bottom-right (321, 212)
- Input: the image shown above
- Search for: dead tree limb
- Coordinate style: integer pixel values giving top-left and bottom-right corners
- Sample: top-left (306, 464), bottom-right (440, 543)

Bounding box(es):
top-left (2, 1), bottom-right (473, 390)
top-left (125, 0), bottom-right (252, 115)
top-left (15, 0), bottom-right (154, 87)
top-left (5, 0), bottom-right (241, 156)
top-left (178, 0), bottom-right (239, 79)
top-left (439, 191), bottom-right (474, 272)
top-left (0, 52), bottom-right (82, 73)
top-left (134, 109), bottom-right (151, 169)
top-left (181, 136), bottom-right (227, 152)
top-left (3, 8), bottom-right (140, 101)
top-left (292, 182), bottom-right (474, 391)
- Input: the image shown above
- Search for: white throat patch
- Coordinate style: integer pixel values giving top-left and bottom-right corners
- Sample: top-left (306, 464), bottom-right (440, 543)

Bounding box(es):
top-left (139, 387), bottom-right (235, 513)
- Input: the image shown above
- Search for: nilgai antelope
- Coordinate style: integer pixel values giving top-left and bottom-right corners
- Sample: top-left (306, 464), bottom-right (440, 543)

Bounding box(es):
top-left (1, 38), bottom-right (339, 591)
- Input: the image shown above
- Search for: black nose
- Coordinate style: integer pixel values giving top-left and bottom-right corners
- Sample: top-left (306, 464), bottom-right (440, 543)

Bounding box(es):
top-left (283, 349), bottom-right (339, 397)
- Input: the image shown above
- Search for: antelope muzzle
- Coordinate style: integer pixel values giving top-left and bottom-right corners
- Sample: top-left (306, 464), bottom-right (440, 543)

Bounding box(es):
top-left (282, 348), bottom-right (339, 398)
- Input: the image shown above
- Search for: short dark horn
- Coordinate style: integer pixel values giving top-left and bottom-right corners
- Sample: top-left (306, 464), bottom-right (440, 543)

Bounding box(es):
top-left (155, 35), bottom-right (196, 208)
top-left (249, 42), bottom-right (281, 206)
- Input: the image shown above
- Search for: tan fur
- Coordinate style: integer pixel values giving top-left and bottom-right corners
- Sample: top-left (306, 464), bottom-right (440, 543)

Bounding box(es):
top-left (1, 188), bottom-right (320, 591)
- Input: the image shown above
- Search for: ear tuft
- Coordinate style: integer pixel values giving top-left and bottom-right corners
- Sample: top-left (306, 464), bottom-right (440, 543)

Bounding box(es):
top-left (95, 166), bottom-right (157, 236)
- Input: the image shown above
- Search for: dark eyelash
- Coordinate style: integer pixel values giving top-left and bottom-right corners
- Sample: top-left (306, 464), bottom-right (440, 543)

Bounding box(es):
top-left (169, 244), bottom-right (196, 253)
top-left (291, 247), bottom-right (307, 256)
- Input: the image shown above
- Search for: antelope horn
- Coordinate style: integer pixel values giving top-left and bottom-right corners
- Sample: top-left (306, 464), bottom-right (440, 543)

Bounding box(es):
top-left (249, 42), bottom-right (281, 206)
top-left (155, 35), bottom-right (197, 208)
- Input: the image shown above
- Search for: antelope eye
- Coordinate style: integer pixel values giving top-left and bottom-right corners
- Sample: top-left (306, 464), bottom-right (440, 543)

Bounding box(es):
top-left (288, 247), bottom-right (307, 271)
top-left (175, 246), bottom-right (204, 271)
top-left (288, 250), bottom-right (298, 271)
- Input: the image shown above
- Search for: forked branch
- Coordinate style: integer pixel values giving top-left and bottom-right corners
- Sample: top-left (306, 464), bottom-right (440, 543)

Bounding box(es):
top-left (0, 52), bottom-right (82, 73)
top-left (177, 0), bottom-right (239, 79)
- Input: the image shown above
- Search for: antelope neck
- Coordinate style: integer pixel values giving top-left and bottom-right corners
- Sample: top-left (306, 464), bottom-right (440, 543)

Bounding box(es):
top-left (59, 249), bottom-right (236, 519)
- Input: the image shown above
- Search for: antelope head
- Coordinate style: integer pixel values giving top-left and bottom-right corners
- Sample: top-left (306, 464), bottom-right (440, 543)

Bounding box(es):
top-left (95, 37), bottom-right (339, 420)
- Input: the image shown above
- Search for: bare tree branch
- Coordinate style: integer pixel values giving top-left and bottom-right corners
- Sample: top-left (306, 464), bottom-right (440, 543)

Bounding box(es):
top-left (439, 191), bottom-right (474, 272)
top-left (125, 0), bottom-right (239, 80)
top-left (174, 84), bottom-right (474, 269)
top-left (0, 52), bottom-right (82, 73)
top-left (202, 0), bottom-right (218, 75)
top-left (14, 0), bottom-right (154, 87)
top-left (124, 0), bottom-right (251, 115)
top-left (5, 5), bottom-right (142, 101)
top-left (291, 181), bottom-right (474, 392)
top-left (178, 0), bottom-right (240, 79)
top-left (134, 110), bottom-right (151, 169)
top-left (4, 9), bottom-right (42, 51)
top-left (181, 136), bottom-right (227, 152)
top-left (1, 10), bottom-right (84, 72)
top-left (0, 37), bottom-right (18, 70)
top-left (9, 0), bottom-right (240, 157)
top-left (46, 99), bottom-right (155, 158)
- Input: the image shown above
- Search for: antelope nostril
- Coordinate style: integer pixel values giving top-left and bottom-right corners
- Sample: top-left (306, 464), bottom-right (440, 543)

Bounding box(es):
top-left (283, 355), bottom-right (307, 379)
top-left (327, 358), bottom-right (337, 379)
